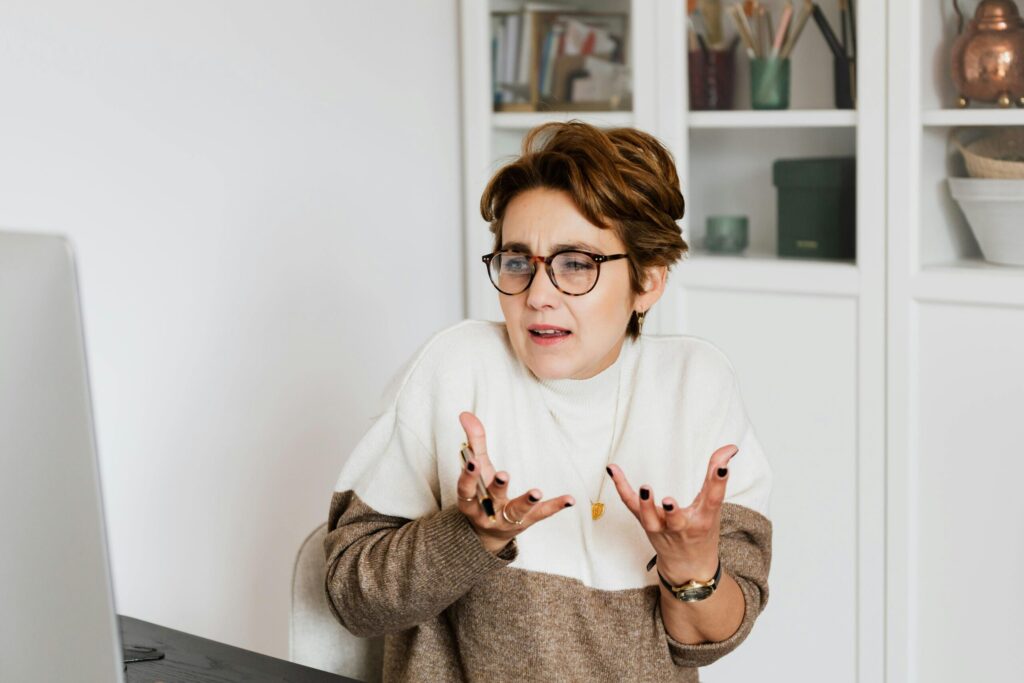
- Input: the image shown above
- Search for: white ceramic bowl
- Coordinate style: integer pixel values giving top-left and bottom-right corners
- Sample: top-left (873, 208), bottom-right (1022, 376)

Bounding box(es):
top-left (948, 178), bottom-right (1024, 267)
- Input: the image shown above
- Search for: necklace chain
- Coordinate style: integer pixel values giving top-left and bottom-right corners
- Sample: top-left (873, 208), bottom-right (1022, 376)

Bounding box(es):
top-left (537, 358), bottom-right (625, 521)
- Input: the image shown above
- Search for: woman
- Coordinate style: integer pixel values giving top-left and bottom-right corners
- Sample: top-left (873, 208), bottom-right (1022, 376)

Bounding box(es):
top-left (325, 121), bottom-right (773, 682)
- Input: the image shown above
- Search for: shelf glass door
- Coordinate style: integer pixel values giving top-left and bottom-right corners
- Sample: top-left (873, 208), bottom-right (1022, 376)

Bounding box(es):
top-left (490, 0), bottom-right (633, 115)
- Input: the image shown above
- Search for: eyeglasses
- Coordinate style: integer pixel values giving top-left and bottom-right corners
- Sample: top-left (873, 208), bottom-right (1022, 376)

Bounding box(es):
top-left (481, 249), bottom-right (628, 296)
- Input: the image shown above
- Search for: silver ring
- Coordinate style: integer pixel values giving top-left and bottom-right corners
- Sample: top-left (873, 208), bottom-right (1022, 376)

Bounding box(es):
top-left (459, 496), bottom-right (476, 503)
top-left (501, 504), bottom-right (524, 526)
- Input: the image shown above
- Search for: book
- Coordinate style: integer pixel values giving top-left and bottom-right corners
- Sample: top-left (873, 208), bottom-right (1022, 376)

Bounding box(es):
top-left (491, 7), bottom-right (629, 110)
top-left (518, 3), bottom-right (574, 101)
top-left (540, 23), bottom-right (565, 98)
top-left (505, 13), bottom-right (521, 100)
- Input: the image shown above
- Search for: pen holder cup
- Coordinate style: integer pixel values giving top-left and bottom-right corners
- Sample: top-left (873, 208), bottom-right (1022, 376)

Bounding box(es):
top-left (750, 57), bottom-right (791, 110)
top-left (689, 49), bottom-right (736, 110)
top-left (833, 55), bottom-right (856, 109)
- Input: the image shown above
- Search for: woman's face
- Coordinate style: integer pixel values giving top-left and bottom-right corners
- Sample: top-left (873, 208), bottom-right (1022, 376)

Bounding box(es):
top-left (497, 187), bottom-right (663, 380)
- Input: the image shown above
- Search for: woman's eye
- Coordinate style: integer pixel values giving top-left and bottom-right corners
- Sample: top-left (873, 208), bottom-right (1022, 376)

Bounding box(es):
top-left (563, 258), bottom-right (595, 271)
top-left (503, 259), bottom-right (530, 273)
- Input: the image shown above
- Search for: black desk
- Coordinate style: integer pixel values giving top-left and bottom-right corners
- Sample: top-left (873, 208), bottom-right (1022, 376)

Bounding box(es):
top-left (119, 615), bottom-right (360, 682)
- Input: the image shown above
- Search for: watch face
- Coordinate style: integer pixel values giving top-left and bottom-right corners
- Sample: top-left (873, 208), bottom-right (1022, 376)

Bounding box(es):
top-left (678, 586), bottom-right (714, 602)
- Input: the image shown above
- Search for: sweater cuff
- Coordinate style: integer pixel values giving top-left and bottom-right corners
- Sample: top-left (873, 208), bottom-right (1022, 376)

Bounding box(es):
top-left (422, 505), bottom-right (518, 586)
top-left (662, 574), bottom-right (759, 668)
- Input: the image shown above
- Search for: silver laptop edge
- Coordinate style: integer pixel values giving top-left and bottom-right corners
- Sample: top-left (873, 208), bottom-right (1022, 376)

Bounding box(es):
top-left (0, 230), bottom-right (125, 682)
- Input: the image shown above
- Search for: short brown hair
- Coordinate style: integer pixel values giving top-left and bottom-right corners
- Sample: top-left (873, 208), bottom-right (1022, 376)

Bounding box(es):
top-left (479, 121), bottom-right (688, 339)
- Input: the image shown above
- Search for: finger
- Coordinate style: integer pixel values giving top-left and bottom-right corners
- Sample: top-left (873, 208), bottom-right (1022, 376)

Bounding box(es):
top-left (456, 457), bottom-right (483, 502)
top-left (606, 464), bottom-right (640, 516)
top-left (501, 488), bottom-right (545, 527)
top-left (456, 462), bottom-right (501, 527)
top-left (526, 493), bottom-right (577, 525)
top-left (696, 444), bottom-right (738, 511)
top-left (459, 411), bottom-right (497, 483)
top-left (661, 496), bottom-right (686, 532)
top-left (487, 470), bottom-right (510, 501)
top-left (637, 484), bottom-right (663, 532)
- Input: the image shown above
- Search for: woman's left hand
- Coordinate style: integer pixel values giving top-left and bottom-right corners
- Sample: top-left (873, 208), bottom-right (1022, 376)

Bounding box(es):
top-left (608, 444), bottom-right (739, 585)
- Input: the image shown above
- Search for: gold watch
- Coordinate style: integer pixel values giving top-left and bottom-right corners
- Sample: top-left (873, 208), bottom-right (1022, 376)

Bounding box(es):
top-left (646, 555), bottom-right (722, 603)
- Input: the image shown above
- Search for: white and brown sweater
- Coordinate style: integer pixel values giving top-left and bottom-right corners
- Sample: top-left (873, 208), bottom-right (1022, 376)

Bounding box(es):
top-left (325, 320), bottom-right (773, 682)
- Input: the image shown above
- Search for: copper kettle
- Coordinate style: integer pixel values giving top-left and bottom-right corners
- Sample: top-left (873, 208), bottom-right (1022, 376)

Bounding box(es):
top-left (951, 0), bottom-right (1024, 107)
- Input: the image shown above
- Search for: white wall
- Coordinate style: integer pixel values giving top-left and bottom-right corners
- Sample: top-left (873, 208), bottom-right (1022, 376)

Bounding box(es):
top-left (0, 0), bottom-right (463, 658)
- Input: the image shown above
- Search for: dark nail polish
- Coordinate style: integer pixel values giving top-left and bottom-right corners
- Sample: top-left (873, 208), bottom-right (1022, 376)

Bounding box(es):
top-left (639, 487), bottom-right (650, 501)
top-left (606, 466), bottom-right (613, 477)
top-left (528, 493), bottom-right (540, 503)
top-left (564, 501), bottom-right (574, 508)
top-left (466, 461), bottom-right (475, 472)
top-left (663, 502), bottom-right (674, 512)
top-left (717, 467), bottom-right (728, 478)
top-left (495, 477), bottom-right (506, 486)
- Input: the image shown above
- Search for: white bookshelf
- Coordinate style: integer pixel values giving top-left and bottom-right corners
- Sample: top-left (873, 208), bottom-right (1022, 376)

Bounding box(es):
top-left (459, 2), bottom-right (886, 682)
top-left (888, 3), bottom-right (1024, 683)
top-left (687, 109), bottom-right (857, 128)
top-left (492, 110), bottom-right (634, 129)
top-left (912, 263), bottom-right (1024, 307)
top-left (921, 108), bottom-right (1024, 127)
top-left (675, 249), bottom-right (860, 297)
top-left (462, 2), bottom-right (1024, 680)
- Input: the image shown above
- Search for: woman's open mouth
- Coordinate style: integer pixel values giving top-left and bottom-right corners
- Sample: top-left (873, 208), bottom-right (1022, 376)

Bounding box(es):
top-left (528, 325), bottom-right (572, 346)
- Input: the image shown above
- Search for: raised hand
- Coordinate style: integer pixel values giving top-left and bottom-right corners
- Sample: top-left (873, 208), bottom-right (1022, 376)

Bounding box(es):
top-left (608, 444), bottom-right (739, 584)
top-left (457, 411), bottom-right (575, 554)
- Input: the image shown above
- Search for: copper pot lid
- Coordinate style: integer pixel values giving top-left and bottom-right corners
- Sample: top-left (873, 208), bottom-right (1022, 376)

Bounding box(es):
top-left (975, 0), bottom-right (1024, 31)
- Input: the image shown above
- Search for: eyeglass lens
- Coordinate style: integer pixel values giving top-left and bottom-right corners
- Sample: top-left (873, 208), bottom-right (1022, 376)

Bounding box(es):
top-left (489, 251), bottom-right (599, 295)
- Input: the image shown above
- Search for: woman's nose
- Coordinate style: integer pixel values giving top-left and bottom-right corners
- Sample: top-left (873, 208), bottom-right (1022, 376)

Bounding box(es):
top-left (525, 265), bottom-right (561, 310)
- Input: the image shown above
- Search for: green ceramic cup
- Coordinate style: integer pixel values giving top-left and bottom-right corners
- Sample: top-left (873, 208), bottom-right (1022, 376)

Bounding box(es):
top-left (706, 216), bottom-right (749, 254)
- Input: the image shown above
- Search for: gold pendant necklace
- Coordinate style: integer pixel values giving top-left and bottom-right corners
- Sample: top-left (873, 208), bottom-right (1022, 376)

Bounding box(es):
top-left (539, 355), bottom-right (625, 522)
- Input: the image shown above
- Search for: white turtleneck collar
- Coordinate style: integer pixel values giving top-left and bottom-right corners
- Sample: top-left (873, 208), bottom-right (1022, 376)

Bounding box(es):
top-left (536, 337), bottom-right (634, 406)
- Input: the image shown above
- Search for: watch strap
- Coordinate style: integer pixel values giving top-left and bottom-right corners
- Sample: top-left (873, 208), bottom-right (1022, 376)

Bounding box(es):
top-left (646, 554), bottom-right (722, 595)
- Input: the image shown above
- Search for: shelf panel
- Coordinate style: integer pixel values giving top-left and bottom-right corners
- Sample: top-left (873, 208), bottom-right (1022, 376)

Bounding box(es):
top-left (912, 260), bottom-right (1024, 307)
top-left (492, 111), bottom-right (633, 130)
top-left (673, 250), bottom-right (860, 297)
top-left (922, 109), bottom-right (1024, 127)
top-left (687, 110), bottom-right (858, 129)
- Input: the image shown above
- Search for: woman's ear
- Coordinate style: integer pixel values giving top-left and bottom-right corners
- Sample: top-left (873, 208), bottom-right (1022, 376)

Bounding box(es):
top-left (636, 265), bottom-right (668, 311)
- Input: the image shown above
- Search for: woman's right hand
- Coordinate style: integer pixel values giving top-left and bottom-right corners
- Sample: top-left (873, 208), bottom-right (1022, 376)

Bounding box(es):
top-left (457, 411), bottom-right (575, 554)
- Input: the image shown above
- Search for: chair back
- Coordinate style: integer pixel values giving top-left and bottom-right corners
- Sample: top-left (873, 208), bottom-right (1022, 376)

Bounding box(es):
top-left (290, 523), bottom-right (384, 682)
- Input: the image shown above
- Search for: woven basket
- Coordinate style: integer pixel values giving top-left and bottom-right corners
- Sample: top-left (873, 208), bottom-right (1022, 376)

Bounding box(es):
top-left (957, 129), bottom-right (1024, 179)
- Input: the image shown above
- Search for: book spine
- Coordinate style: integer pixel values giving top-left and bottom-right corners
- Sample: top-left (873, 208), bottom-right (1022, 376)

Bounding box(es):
top-left (518, 10), bottom-right (534, 92)
top-left (492, 16), bottom-right (503, 105)
top-left (505, 14), bottom-right (520, 101)
top-left (541, 24), bottom-right (563, 98)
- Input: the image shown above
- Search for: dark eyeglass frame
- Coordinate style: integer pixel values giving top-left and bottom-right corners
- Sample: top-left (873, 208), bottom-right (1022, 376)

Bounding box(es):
top-left (481, 249), bottom-right (629, 296)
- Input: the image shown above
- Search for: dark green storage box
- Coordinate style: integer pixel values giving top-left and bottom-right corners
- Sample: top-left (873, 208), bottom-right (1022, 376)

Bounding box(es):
top-left (772, 157), bottom-right (856, 260)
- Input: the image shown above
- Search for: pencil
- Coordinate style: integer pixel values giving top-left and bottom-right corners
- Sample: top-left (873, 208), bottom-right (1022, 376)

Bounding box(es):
top-left (757, 6), bottom-right (772, 60)
top-left (773, 2), bottom-right (794, 58)
top-left (742, 2), bottom-right (762, 58)
top-left (781, 0), bottom-right (814, 59)
top-left (728, 4), bottom-right (757, 58)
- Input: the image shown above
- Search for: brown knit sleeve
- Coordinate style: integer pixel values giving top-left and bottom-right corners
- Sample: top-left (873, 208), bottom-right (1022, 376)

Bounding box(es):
top-left (661, 503), bottom-right (773, 668)
top-left (323, 490), bottom-right (517, 638)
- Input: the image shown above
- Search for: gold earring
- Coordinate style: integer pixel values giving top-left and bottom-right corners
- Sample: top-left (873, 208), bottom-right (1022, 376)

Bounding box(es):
top-left (636, 309), bottom-right (646, 335)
